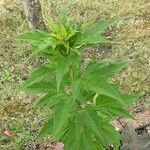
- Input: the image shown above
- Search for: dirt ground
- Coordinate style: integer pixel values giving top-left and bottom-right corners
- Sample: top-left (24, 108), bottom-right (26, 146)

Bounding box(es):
top-left (0, 0), bottom-right (150, 149)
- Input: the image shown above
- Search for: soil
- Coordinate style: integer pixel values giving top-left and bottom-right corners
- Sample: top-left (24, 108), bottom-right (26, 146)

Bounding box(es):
top-left (35, 142), bottom-right (63, 150)
top-left (112, 109), bottom-right (150, 150)
top-left (112, 109), bottom-right (150, 131)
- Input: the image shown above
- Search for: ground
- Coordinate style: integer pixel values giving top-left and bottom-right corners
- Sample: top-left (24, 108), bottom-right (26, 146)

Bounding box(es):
top-left (0, 0), bottom-right (150, 149)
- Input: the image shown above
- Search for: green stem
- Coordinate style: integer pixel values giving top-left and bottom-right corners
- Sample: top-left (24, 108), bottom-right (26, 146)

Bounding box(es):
top-left (70, 65), bottom-right (74, 82)
top-left (93, 93), bottom-right (98, 106)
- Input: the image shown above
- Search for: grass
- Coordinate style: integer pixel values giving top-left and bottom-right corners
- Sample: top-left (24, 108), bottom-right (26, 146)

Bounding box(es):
top-left (0, 0), bottom-right (150, 149)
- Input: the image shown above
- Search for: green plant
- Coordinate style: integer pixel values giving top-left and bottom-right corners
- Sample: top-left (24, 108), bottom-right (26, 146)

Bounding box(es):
top-left (17, 6), bottom-right (139, 150)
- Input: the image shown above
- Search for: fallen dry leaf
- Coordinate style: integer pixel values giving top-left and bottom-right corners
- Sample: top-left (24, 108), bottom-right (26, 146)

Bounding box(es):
top-left (3, 128), bottom-right (13, 137)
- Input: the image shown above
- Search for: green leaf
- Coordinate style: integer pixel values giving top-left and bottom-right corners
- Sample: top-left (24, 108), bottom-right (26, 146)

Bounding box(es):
top-left (74, 108), bottom-right (120, 149)
top-left (97, 61), bottom-right (129, 77)
top-left (72, 80), bottom-right (81, 101)
top-left (47, 19), bottom-right (60, 33)
top-left (38, 117), bottom-right (53, 138)
top-left (35, 94), bottom-right (53, 108)
top-left (83, 61), bottom-right (106, 76)
top-left (64, 124), bottom-right (89, 150)
top-left (64, 127), bottom-right (77, 150)
top-left (82, 74), bottom-right (125, 105)
top-left (23, 81), bottom-right (56, 93)
top-left (76, 18), bottom-right (119, 45)
top-left (74, 110), bottom-right (86, 138)
top-left (28, 37), bottom-right (58, 58)
top-left (83, 127), bottom-right (103, 150)
top-left (16, 30), bottom-right (49, 44)
top-left (84, 61), bottom-right (129, 78)
top-left (74, 111), bottom-right (100, 150)
top-left (76, 34), bottom-right (111, 45)
top-left (77, 128), bottom-right (97, 150)
top-left (18, 66), bottom-right (54, 91)
top-left (84, 106), bottom-right (104, 144)
top-left (53, 98), bottom-right (73, 136)
top-left (47, 20), bottom-right (67, 37)
top-left (80, 90), bottom-right (95, 103)
top-left (35, 93), bottom-right (66, 108)
top-left (80, 21), bottom-right (94, 30)
top-left (96, 95), bottom-right (132, 118)
top-left (100, 121), bottom-right (120, 149)
top-left (55, 57), bottom-right (71, 92)
top-left (58, 4), bottom-right (70, 25)
top-left (84, 18), bottom-right (118, 35)
top-left (121, 94), bottom-right (140, 107)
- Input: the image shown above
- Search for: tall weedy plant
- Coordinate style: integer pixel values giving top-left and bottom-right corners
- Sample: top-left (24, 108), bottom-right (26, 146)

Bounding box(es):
top-left (17, 6), bottom-right (139, 150)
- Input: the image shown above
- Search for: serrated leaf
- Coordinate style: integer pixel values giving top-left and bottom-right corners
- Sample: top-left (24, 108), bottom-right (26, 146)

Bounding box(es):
top-left (23, 81), bottom-right (56, 93)
top-left (97, 105), bottom-right (132, 118)
top-left (80, 21), bottom-right (94, 30)
top-left (74, 110), bottom-right (86, 138)
top-left (35, 94), bottom-right (53, 108)
top-left (108, 83), bottom-right (139, 106)
top-left (77, 128), bottom-right (95, 150)
top-left (74, 111), bottom-right (98, 150)
top-left (16, 30), bottom-right (49, 44)
top-left (97, 61), bottom-right (129, 77)
top-left (28, 37), bottom-right (58, 58)
top-left (83, 127), bottom-right (103, 150)
top-left (64, 125), bottom-right (89, 150)
top-left (76, 18), bottom-right (119, 45)
top-left (35, 93), bottom-right (66, 108)
top-left (55, 57), bottom-right (71, 92)
top-left (47, 21), bottom-right (67, 38)
top-left (76, 34), bottom-right (111, 45)
top-left (80, 90), bottom-right (95, 103)
top-left (47, 20), bottom-right (61, 33)
top-left (53, 98), bottom-right (73, 136)
top-left (64, 127), bottom-right (76, 150)
top-left (82, 74), bottom-right (125, 105)
top-left (18, 66), bottom-right (54, 91)
top-left (84, 106), bottom-right (104, 144)
top-left (85, 18), bottom-right (118, 35)
top-left (72, 80), bottom-right (81, 101)
top-left (84, 61), bottom-right (129, 78)
top-left (49, 93), bottom-right (69, 108)
top-left (38, 117), bottom-right (53, 138)
top-left (58, 4), bottom-right (70, 25)
top-left (100, 121), bottom-right (120, 149)
top-left (56, 126), bottom-right (69, 141)
top-left (121, 94), bottom-right (140, 107)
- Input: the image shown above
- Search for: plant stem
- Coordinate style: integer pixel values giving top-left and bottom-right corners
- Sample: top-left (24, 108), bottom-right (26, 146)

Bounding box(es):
top-left (70, 65), bottom-right (74, 82)
top-left (93, 93), bottom-right (98, 106)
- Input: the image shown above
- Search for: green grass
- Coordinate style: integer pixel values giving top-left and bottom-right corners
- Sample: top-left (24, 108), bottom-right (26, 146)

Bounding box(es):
top-left (0, 0), bottom-right (150, 149)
